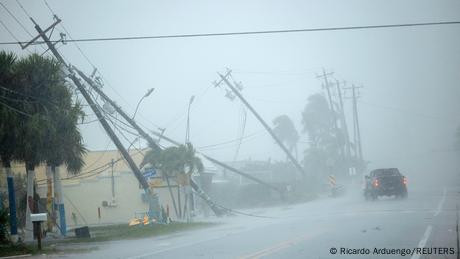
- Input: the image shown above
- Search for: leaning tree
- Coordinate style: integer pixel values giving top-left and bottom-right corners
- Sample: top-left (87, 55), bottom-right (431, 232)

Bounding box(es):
top-left (273, 114), bottom-right (299, 159)
top-left (141, 143), bottom-right (203, 219)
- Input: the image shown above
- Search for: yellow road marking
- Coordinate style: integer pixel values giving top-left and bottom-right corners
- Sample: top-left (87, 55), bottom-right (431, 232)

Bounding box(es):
top-left (238, 234), bottom-right (311, 259)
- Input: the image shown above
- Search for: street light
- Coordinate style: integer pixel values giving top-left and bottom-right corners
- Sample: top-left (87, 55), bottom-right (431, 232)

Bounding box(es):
top-left (185, 95), bottom-right (195, 143)
top-left (185, 95), bottom-right (195, 222)
top-left (132, 88), bottom-right (155, 119)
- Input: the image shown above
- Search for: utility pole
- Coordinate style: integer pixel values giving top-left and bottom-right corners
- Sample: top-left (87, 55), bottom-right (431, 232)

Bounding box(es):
top-left (75, 67), bottom-right (283, 195)
top-left (335, 80), bottom-right (352, 168)
top-left (111, 159), bottom-right (115, 202)
top-left (344, 84), bottom-right (364, 164)
top-left (316, 69), bottom-right (342, 151)
top-left (317, 69), bottom-right (336, 116)
top-left (215, 70), bottom-right (306, 178)
top-left (185, 95), bottom-right (195, 143)
top-left (74, 69), bottom-right (236, 215)
top-left (24, 17), bottom-right (157, 216)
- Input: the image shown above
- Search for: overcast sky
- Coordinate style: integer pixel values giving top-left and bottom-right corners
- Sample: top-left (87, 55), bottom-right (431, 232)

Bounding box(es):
top-left (1, 0), bottom-right (459, 173)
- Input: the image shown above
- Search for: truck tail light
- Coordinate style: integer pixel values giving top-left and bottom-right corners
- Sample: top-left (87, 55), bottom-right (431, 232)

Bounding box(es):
top-left (373, 179), bottom-right (379, 187)
top-left (402, 177), bottom-right (407, 185)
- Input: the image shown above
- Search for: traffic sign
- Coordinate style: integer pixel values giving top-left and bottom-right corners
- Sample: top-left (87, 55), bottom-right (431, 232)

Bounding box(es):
top-left (143, 168), bottom-right (157, 179)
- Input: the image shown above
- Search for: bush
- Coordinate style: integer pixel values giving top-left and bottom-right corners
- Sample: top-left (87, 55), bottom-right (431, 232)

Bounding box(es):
top-left (0, 207), bottom-right (9, 244)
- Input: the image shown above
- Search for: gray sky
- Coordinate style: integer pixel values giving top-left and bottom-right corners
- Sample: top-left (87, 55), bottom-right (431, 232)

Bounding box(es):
top-left (1, 0), bottom-right (459, 172)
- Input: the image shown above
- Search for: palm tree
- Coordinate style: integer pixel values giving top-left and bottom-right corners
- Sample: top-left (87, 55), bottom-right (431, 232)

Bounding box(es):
top-left (43, 86), bottom-right (86, 235)
top-left (141, 143), bottom-right (203, 219)
top-left (13, 54), bottom-right (85, 239)
top-left (0, 51), bottom-right (20, 241)
top-left (273, 115), bottom-right (299, 159)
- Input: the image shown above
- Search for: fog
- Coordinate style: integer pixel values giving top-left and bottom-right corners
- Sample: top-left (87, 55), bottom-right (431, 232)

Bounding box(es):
top-left (1, 1), bottom-right (459, 172)
top-left (1, 1), bottom-right (460, 257)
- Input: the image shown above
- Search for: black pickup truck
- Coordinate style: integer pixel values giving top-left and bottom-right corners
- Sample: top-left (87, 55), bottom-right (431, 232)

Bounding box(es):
top-left (364, 168), bottom-right (408, 200)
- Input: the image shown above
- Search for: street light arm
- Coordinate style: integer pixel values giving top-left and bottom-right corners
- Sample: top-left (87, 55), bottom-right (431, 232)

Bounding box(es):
top-left (132, 88), bottom-right (155, 119)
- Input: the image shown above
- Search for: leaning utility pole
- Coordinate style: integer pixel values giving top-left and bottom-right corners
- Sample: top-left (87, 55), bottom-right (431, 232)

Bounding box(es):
top-left (76, 67), bottom-right (283, 213)
top-left (75, 68), bottom-right (282, 194)
top-left (317, 69), bottom-right (336, 116)
top-left (74, 68), bottom-right (228, 216)
top-left (344, 84), bottom-right (364, 162)
top-left (215, 70), bottom-right (306, 178)
top-left (335, 80), bottom-right (352, 164)
top-left (23, 17), bottom-right (157, 216)
top-left (316, 69), bottom-right (342, 154)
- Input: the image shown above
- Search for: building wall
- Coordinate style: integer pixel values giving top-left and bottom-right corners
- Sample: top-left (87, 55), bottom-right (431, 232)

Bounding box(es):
top-left (56, 171), bottom-right (181, 227)
top-left (5, 148), bottom-right (184, 227)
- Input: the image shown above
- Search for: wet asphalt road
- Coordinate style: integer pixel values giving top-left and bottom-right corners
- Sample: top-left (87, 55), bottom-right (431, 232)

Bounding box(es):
top-left (46, 164), bottom-right (460, 259)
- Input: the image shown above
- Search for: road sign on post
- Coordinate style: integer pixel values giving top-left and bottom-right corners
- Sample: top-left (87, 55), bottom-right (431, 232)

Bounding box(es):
top-left (143, 168), bottom-right (157, 180)
top-left (328, 175), bottom-right (336, 188)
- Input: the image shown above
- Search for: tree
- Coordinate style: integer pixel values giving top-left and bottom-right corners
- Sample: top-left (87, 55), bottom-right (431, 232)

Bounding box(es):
top-left (12, 54), bottom-right (85, 239)
top-left (141, 143), bottom-right (203, 219)
top-left (0, 51), bottom-right (20, 241)
top-left (301, 94), bottom-right (345, 182)
top-left (273, 115), bottom-right (299, 159)
top-left (301, 94), bottom-right (336, 147)
top-left (42, 77), bottom-right (86, 235)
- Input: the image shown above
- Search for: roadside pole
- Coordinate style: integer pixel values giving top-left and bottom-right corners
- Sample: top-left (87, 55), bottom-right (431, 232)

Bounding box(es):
top-left (22, 17), bottom-right (158, 220)
top-left (5, 165), bottom-right (18, 242)
top-left (215, 70), bottom-right (306, 179)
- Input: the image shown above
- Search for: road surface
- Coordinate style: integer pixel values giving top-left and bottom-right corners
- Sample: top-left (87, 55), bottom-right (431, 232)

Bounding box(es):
top-left (47, 165), bottom-right (459, 259)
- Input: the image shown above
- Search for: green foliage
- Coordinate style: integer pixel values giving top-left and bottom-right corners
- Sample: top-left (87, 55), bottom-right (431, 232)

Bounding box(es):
top-left (0, 51), bottom-right (19, 165)
top-left (0, 52), bottom-right (86, 172)
top-left (272, 115), bottom-right (299, 153)
top-left (301, 94), bottom-right (346, 179)
top-left (0, 207), bottom-right (8, 243)
top-left (301, 94), bottom-right (336, 147)
top-left (142, 142), bottom-right (203, 178)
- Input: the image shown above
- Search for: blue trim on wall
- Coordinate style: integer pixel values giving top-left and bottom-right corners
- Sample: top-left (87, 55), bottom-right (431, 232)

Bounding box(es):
top-left (7, 176), bottom-right (17, 235)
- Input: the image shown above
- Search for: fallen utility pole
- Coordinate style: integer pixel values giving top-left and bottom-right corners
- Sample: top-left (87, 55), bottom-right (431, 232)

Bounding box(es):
top-left (74, 68), bottom-right (229, 216)
top-left (24, 18), bottom-right (157, 215)
top-left (216, 71), bottom-right (306, 178)
top-left (75, 68), bottom-right (282, 194)
top-left (146, 127), bottom-right (283, 195)
top-left (74, 68), bottom-right (161, 152)
top-left (135, 125), bottom-right (283, 195)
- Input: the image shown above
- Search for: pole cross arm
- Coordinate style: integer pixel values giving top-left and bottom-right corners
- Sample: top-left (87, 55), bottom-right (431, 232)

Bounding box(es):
top-left (217, 72), bottom-right (307, 178)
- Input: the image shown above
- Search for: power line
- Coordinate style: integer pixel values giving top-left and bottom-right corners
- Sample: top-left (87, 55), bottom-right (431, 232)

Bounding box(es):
top-left (0, 18), bottom-right (21, 42)
top-left (0, 99), bottom-right (32, 117)
top-left (0, 14), bottom-right (33, 55)
top-left (1, 20), bottom-right (459, 46)
top-left (0, 85), bottom-right (57, 107)
top-left (0, 1), bottom-right (33, 37)
top-left (41, 0), bottom-right (163, 132)
top-left (36, 141), bottom-right (146, 185)
top-left (198, 131), bottom-right (262, 150)
top-left (15, 0), bottom-right (32, 20)
top-left (42, 0), bottom-right (97, 69)
top-left (42, 0), bottom-right (55, 16)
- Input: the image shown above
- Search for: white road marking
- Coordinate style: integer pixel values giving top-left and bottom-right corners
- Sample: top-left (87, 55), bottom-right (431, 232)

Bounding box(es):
top-left (434, 187), bottom-right (447, 217)
top-left (411, 225), bottom-right (432, 259)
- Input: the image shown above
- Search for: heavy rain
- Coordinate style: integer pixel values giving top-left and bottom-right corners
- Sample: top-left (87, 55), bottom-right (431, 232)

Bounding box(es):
top-left (0, 1), bottom-right (459, 258)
